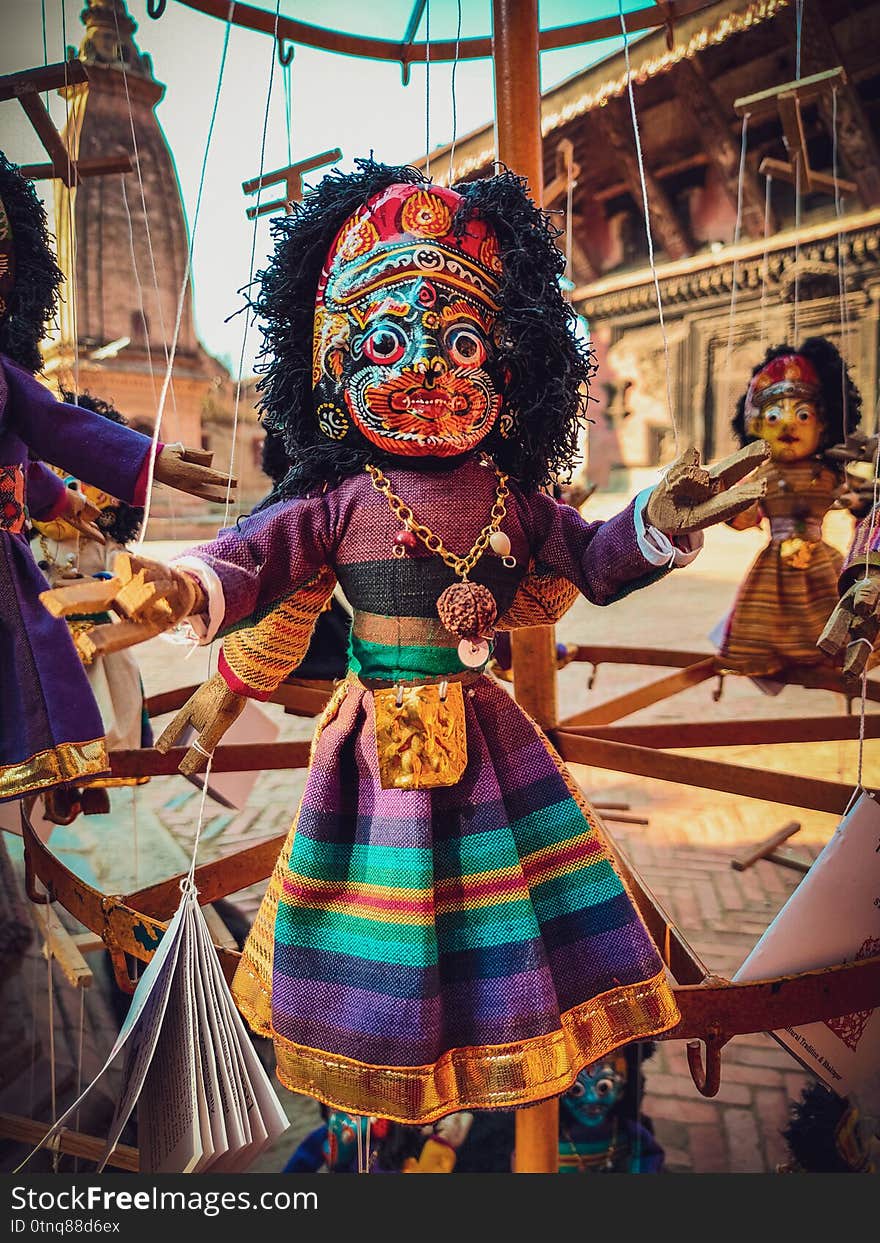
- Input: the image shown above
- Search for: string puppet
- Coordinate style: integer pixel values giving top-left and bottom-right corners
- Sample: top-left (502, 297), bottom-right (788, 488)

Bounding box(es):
top-left (717, 337), bottom-right (861, 679)
top-left (46, 160), bottom-right (766, 1122)
top-left (31, 391), bottom-right (153, 824)
top-left (0, 152), bottom-right (233, 805)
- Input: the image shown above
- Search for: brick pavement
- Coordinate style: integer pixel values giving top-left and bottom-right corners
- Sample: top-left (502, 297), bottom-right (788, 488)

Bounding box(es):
top-left (3, 505), bottom-right (876, 1173)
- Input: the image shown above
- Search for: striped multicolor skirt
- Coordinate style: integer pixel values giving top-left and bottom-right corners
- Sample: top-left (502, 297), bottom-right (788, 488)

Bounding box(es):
top-left (232, 674), bottom-right (678, 1123)
top-left (718, 538), bottom-right (842, 677)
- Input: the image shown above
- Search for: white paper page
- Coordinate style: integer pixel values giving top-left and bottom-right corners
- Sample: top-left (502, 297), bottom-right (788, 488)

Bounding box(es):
top-left (193, 909), bottom-right (256, 1168)
top-left (190, 927), bottom-right (228, 1171)
top-left (137, 902), bottom-right (203, 1173)
top-left (192, 910), bottom-right (261, 1172)
top-left (93, 899), bottom-right (189, 1171)
top-left (734, 790), bottom-right (880, 1109)
top-left (203, 933), bottom-right (288, 1163)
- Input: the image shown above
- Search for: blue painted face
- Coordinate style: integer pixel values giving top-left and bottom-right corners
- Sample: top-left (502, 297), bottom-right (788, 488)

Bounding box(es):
top-left (562, 1058), bottom-right (626, 1129)
top-left (323, 1111), bottom-right (367, 1170)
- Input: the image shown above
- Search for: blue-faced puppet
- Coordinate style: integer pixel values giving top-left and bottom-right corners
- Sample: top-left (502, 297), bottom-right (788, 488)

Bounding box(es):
top-left (44, 159), bottom-right (767, 1124)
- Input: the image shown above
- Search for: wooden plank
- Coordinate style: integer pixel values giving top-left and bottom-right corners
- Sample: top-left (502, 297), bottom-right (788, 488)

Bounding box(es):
top-left (18, 93), bottom-right (77, 185)
top-left (563, 713), bottom-right (880, 747)
top-left (733, 67), bottom-right (848, 117)
top-left (571, 645), bottom-right (712, 668)
top-left (0, 1112), bottom-right (137, 1172)
top-left (38, 906), bottom-right (93, 989)
top-left (559, 658), bottom-right (716, 728)
top-left (108, 741), bottom-right (311, 779)
top-left (0, 60), bottom-right (88, 101)
top-left (732, 821), bottom-right (801, 871)
top-left (552, 731), bottom-right (862, 815)
top-left (19, 155), bottom-right (133, 181)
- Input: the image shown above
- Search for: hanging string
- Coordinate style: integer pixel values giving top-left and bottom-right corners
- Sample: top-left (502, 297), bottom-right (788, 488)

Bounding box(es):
top-left (43, 903), bottom-right (59, 1172)
top-left (617, 0), bottom-right (678, 452)
top-left (73, 986), bottom-right (85, 1173)
top-left (425, 0), bottom-right (432, 176)
top-left (40, 0), bottom-right (50, 108)
top-left (120, 175), bottom-right (161, 409)
top-left (137, 7), bottom-right (235, 542)
top-left (447, 0), bottom-right (462, 185)
top-left (832, 86), bottom-right (850, 417)
top-left (282, 56), bottom-right (293, 169)
top-left (792, 0), bottom-right (803, 340)
top-left (721, 113), bottom-right (750, 429)
top-left (60, 0), bottom-right (80, 397)
top-left (184, 0), bottom-right (282, 883)
top-left (565, 154), bottom-right (575, 287)
top-left (759, 174), bottom-right (773, 348)
top-left (111, 3), bottom-right (181, 440)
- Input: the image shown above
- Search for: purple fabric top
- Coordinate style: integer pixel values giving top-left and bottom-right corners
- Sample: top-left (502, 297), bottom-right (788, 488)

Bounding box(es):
top-left (26, 459), bottom-right (68, 520)
top-left (0, 355), bottom-right (152, 505)
top-left (185, 457), bottom-right (662, 636)
top-left (841, 506), bottom-right (880, 590)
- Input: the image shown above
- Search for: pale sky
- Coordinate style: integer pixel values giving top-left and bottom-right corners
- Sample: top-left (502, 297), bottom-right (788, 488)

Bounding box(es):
top-left (1, 0), bottom-right (641, 374)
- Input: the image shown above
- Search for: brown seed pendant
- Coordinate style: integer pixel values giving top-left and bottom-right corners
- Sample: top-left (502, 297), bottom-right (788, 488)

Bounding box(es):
top-left (437, 580), bottom-right (498, 641)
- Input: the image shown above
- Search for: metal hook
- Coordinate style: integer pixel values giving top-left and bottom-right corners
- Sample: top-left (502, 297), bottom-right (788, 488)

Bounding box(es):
top-left (686, 1033), bottom-right (726, 1098)
top-left (586, 662), bottom-right (599, 691)
top-left (146, 0), bottom-right (167, 18)
top-left (712, 673), bottom-right (725, 703)
top-left (277, 38), bottom-right (295, 66)
top-left (24, 845), bottom-right (53, 905)
top-left (107, 947), bottom-right (138, 995)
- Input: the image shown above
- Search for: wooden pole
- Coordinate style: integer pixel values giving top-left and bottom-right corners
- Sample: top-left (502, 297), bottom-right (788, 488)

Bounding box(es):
top-left (491, 0), bottom-right (559, 1173)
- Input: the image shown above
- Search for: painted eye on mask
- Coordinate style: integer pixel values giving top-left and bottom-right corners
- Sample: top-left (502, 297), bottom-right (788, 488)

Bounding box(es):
top-left (594, 1077), bottom-right (616, 1098)
top-left (567, 1080), bottom-right (586, 1099)
top-left (763, 407), bottom-right (782, 424)
top-left (363, 324), bottom-right (407, 366)
top-left (796, 406), bottom-right (814, 423)
top-left (445, 325), bottom-right (488, 369)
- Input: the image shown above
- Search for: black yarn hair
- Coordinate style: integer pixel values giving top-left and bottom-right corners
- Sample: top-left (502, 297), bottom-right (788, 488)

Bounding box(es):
top-left (252, 157), bottom-right (594, 503)
top-left (60, 389), bottom-right (144, 546)
top-left (782, 1081), bottom-right (858, 1173)
top-left (0, 152), bottom-right (64, 373)
top-left (731, 336), bottom-right (862, 466)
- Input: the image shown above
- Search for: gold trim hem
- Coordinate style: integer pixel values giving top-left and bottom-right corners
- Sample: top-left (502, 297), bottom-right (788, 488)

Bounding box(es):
top-left (0, 739), bottom-right (109, 800)
top-left (258, 968), bottom-right (678, 1124)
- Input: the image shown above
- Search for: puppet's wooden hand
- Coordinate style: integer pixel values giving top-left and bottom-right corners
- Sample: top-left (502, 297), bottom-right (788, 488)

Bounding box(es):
top-left (155, 671), bottom-right (247, 775)
top-left (818, 573), bottom-right (880, 680)
top-left (62, 490), bottom-right (105, 543)
top-left (39, 552), bottom-right (206, 661)
top-left (153, 444), bottom-right (238, 504)
top-left (645, 442), bottom-right (769, 534)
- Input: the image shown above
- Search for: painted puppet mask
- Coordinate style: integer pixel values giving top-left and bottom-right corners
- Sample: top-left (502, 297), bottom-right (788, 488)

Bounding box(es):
top-left (744, 354), bottom-right (825, 463)
top-left (562, 1056), bottom-right (627, 1129)
top-left (313, 184), bottom-right (503, 457)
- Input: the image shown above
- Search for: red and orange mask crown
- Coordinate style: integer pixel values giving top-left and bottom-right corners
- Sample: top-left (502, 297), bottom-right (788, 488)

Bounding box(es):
top-left (315, 183), bottom-right (502, 318)
top-left (744, 353), bottom-right (822, 430)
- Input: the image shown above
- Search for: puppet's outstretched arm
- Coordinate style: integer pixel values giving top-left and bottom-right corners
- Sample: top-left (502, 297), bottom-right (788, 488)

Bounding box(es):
top-left (156, 566), bottom-right (338, 774)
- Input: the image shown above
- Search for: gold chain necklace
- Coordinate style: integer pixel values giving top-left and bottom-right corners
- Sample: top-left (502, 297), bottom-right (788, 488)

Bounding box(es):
top-left (365, 462), bottom-right (516, 667)
top-left (366, 462), bottom-right (512, 577)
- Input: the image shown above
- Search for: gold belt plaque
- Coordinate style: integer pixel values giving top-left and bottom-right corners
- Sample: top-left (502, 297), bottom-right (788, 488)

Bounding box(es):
top-left (374, 681), bottom-right (468, 790)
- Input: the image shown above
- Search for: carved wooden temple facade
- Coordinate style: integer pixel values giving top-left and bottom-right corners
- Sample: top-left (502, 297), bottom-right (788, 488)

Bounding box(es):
top-left (424, 0), bottom-right (880, 474)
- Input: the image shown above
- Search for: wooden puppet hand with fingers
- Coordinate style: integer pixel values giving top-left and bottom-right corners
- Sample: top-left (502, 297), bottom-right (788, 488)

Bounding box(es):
top-left (818, 572), bottom-right (880, 680)
top-left (151, 444), bottom-right (238, 503)
top-left (645, 442), bottom-right (769, 534)
top-left (154, 671), bottom-right (248, 775)
top-left (39, 550), bottom-right (206, 661)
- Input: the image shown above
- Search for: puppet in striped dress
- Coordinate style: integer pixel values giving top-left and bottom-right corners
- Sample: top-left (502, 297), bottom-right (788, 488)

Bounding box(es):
top-left (717, 338), bottom-right (862, 679)
top-left (45, 162), bottom-right (767, 1122)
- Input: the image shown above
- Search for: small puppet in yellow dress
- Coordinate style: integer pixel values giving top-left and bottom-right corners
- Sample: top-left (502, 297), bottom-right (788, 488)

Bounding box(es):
top-left (717, 337), bottom-right (862, 679)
